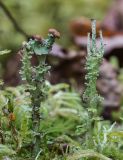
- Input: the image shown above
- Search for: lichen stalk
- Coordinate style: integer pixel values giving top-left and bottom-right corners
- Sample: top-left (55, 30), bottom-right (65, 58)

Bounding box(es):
top-left (83, 19), bottom-right (104, 117)
top-left (20, 29), bottom-right (60, 157)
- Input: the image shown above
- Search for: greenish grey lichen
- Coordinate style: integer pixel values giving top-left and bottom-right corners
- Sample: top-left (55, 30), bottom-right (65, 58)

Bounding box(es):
top-left (83, 19), bottom-right (104, 116)
top-left (20, 29), bottom-right (60, 157)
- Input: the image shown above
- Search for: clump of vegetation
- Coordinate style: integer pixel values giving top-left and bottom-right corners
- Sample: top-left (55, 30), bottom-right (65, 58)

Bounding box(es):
top-left (0, 20), bottom-right (123, 160)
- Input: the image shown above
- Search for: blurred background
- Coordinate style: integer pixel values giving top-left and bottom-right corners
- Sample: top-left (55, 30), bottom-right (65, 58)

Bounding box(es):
top-left (0, 0), bottom-right (112, 49)
top-left (1, 0), bottom-right (123, 120)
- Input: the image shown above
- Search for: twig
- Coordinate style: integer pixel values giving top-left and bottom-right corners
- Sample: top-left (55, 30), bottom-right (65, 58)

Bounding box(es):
top-left (0, 1), bottom-right (29, 39)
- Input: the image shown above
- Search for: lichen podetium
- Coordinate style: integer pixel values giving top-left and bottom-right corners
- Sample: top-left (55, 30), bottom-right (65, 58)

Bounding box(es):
top-left (83, 19), bottom-right (104, 114)
top-left (20, 29), bottom-right (60, 157)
